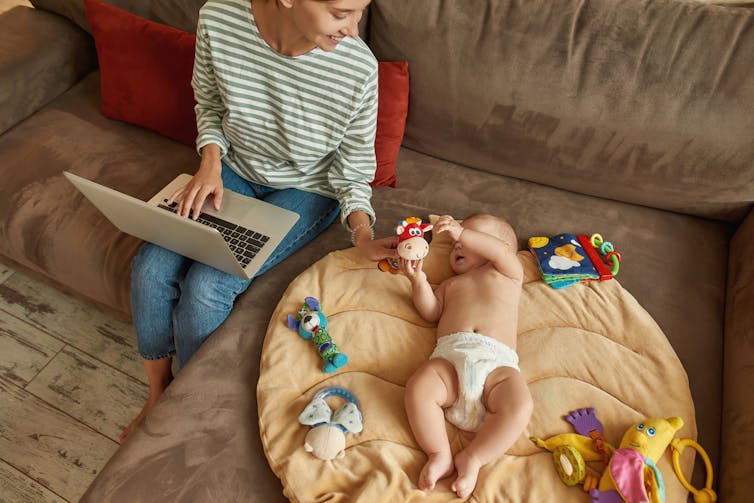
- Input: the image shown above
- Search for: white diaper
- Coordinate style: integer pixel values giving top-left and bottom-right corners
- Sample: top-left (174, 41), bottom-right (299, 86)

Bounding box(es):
top-left (430, 332), bottom-right (520, 432)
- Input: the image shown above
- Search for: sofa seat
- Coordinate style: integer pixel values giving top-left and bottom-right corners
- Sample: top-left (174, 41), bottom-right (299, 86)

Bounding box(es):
top-left (82, 146), bottom-right (728, 500)
top-left (0, 71), bottom-right (197, 318)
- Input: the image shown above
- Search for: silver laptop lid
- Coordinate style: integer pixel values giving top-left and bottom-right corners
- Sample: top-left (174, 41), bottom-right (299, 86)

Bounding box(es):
top-left (64, 172), bottom-right (299, 279)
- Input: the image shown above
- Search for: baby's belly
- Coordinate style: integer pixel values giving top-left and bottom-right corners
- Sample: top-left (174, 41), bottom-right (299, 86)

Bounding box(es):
top-left (436, 310), bottom-right (518, 349)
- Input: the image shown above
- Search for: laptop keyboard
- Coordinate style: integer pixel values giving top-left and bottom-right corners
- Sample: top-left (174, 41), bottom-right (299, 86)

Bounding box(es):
top-left (158, 200), bottom-right (270, 268)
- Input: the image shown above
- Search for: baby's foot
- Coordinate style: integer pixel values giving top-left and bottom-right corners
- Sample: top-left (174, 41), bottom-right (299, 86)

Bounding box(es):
top-left (418, 451), bottom-right (454, 491)
top-left (451, 449), bottom-right (483, 499)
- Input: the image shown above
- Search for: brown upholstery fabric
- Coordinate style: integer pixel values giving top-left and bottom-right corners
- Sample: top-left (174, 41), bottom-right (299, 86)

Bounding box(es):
top-left (149, 0), bottom-right (216, 33)
top-left (30, 0), bottom-right (363, 39)
top-left (721, 209), bottom-right (754, 501)
top-left (4, 0), bottom-right (749, 499)
top-left (368, 0), bottom-right (754, 221)
top-left (0, 72), bottom-right (197, 317)
top-left (30, 0), bottom-right (152, 32)
top-left (31, 0), bottom-right (208, 33)
top-left (0, 6), bottom-right (96, 135)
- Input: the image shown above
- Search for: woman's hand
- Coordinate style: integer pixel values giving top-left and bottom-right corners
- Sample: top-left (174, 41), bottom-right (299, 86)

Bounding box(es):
top-left (168, 144), bottom-right (224, 219)
top-left (348, 211), bottom-right (398, 262)
top-left (355, 235), bottom-right (399, 262)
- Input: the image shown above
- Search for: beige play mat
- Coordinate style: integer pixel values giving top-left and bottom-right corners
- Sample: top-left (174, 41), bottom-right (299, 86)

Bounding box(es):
top-left (257, 232), bottom-right (696, 502)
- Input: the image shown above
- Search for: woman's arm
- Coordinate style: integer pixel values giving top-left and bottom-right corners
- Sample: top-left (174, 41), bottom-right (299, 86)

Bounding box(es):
top-left (334, 65), bottom-right (396, 261)
top-left (347, 211), bottom-right (398, 261)
top-left (169, 16), bottom-right (228, 219)
top-left (192, 19), bottom-right (230, 158)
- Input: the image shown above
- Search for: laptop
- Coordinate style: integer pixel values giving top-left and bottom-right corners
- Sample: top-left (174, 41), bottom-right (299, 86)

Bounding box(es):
top-left (64, 171), bottom-right (299, 279)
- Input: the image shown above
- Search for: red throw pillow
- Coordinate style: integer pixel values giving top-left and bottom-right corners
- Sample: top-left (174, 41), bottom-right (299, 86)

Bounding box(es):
top-left (84, 0), bottom-right (197, 146)
top-left (84, 0), bottom-right (408, 187)
top-left (375, 61), bottom-right (409, 188)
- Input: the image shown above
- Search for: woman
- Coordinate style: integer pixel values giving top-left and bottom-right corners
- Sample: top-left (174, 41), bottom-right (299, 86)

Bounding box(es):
top-left (121, 0), bottom-right (396, 443)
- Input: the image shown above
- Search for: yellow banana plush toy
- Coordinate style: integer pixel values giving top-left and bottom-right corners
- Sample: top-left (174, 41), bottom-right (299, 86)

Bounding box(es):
top-left (531, 408), bottom-right (716, 503)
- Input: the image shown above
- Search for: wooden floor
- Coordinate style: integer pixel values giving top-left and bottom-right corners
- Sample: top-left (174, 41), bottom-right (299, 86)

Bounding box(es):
top-left (0, 264), bottom-right (148, 502)
top-left (0, 1), bottom-right (138, 500)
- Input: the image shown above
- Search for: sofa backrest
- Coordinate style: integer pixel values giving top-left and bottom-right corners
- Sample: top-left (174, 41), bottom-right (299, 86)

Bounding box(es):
top-left (30, 0), bottom-right (206, 34)
top-left (368, 0), bottom-right (754, 222)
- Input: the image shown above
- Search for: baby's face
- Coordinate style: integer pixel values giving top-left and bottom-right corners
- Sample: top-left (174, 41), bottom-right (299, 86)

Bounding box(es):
top-left (448, 219), bottom-right (497, 274)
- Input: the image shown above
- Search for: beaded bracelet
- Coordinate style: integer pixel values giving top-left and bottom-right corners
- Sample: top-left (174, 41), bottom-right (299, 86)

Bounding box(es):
top-left (350, 223), bottom-right (374, 246)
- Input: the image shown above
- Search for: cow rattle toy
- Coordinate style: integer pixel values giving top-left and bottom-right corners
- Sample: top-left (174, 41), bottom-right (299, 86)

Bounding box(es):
top-left (378, 217), bottom-right (434, 274)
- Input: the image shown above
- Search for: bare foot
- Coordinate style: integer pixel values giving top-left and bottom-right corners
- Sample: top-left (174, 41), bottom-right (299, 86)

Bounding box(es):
top-left (418, 451), bottom-right (455, 491)
top-left (119, 358), bottom-right (174, 444)
top-left (119, 397), bottom-right (158, 444)
top-left (451, 449), bottom-right (483, 499)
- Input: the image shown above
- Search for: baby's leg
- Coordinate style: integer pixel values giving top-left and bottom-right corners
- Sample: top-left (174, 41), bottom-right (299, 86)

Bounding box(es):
top-left (405, 358), bottom-right (458, 491)
top-left (452, 367), bottom-right (533, 499)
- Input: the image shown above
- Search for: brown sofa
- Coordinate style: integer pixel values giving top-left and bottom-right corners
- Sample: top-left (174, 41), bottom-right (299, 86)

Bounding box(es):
top-left (1, 0), bottom-right (752, 501)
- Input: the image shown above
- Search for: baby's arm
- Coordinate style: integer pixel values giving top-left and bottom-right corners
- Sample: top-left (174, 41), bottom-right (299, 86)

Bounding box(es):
top-left (399, 259), bottom-right (444, 322)
top-left (435, 215), bottom-right (522, 280)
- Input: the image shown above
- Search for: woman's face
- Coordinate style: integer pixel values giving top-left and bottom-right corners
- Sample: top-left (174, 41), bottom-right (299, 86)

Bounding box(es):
top-left (291, 0), bottom-right (371, 52)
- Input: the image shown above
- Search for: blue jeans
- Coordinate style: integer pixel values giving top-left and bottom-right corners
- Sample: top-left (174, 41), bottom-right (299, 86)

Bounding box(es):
top-left (130, 164), bottom-right (340, 367)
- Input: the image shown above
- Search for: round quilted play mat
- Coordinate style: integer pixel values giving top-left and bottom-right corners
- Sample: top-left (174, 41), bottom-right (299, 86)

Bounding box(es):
top-left (257, 236), bottom-right (697, 502)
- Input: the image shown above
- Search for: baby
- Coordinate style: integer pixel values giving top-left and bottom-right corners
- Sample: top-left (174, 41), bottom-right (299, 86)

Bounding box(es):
top-left (399, 214), bottom-right (533, 499)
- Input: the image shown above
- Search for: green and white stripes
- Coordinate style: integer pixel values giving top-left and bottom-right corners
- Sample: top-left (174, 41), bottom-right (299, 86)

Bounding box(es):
top-left (193, 0), bottom-right (378, 224)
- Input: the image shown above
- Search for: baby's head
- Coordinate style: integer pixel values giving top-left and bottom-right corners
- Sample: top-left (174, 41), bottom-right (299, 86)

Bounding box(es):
top-left (449, 214), bottom-right (517, 274)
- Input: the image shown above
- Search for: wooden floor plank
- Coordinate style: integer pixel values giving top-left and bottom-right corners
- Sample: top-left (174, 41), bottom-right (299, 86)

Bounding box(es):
top-left (26, 346), bottom-right (148, 441)
top-left (0, 376), bottom-right (118, 502)
top-left (0, 264), bottom-right (13, 284)
top-left (0, 458), bottom-right (66, 503)
top-left (0, 310), bottom-right (65, 387)
top-left (0, 273), bottom-right (146, 384)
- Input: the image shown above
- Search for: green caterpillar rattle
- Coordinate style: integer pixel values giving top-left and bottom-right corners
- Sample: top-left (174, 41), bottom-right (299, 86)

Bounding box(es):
top-left (287, 296), bottom-right (347, 373)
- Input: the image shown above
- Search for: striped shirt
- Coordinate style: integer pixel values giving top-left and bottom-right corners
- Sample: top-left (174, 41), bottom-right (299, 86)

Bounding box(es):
top-left (192, 0), bottom-right (379, 225)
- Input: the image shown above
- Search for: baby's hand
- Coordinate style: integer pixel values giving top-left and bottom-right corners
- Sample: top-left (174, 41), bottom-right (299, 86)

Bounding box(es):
top-left (434, 215), bottom-right (464, 241)
top-left (399, 258), bottom-right (426, 283)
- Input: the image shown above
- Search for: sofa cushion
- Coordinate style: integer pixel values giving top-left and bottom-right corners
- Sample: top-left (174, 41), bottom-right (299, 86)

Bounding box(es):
top-left (32, 0), bottom-right (366, 38)
top-left (374, 61), bottom-right (409, 187)
top-left (0, 72), bottom-right (197, 318)
top-left (85, 0), bottom-right (198, 146)
top-left (721, 210), bottom-right (754, 501)
top-left (31, 0), bottom-right (150, 33)
top-left (0, 5), bottom-right (96, 135)
top-left (368, 0), bottom-right (754, 221)
top-left (30, 0), bottom-right (206, 34)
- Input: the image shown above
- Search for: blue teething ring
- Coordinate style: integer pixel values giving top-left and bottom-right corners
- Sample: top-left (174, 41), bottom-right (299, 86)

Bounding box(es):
top-left (313, 386), bottom-right (360, 410)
